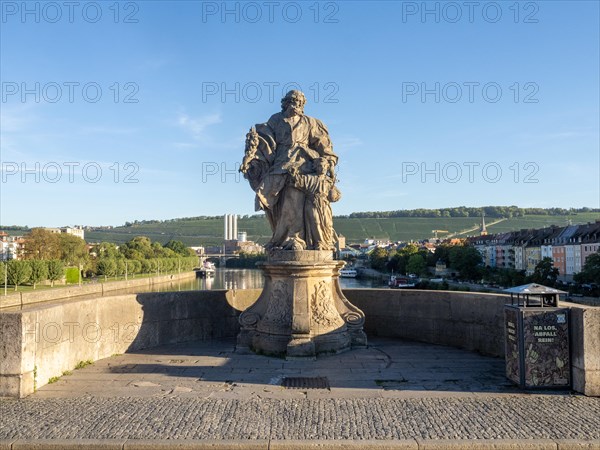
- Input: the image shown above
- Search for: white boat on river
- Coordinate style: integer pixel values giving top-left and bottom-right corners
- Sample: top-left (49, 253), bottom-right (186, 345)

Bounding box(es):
top-left (340, 268), bottom-right (358, 278)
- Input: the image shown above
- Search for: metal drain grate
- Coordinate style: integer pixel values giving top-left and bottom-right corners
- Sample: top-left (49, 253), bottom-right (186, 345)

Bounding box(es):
top-left (282, 377), bottom-right (330, 389)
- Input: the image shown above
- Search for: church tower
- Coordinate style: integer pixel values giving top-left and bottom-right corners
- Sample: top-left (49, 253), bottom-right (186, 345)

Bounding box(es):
top-left (480, 211), bottom-right (488, 236)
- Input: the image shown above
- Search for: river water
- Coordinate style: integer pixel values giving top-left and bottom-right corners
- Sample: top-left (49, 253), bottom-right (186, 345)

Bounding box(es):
top-left (151, 269), bottom-right (386, 292)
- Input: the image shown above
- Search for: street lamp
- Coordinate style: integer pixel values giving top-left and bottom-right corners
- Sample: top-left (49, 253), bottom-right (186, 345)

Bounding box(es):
top-left (3, 261), bottom-right (7, 296)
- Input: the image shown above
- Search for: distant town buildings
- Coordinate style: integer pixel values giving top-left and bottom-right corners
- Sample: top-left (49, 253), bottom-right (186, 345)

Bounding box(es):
top-left (43, 226), bottom-right (85, 240)
top-left (224, 238), bottom-right (264, 255)
top-left (0, 226), bottom-right (85, 260)
top-left (218, 214), bottom-right (264, 255)
top-left (341, 217), bottom-right (600, 283)
top-left (0, 232), bottom-right (24, 260)
top-left (190, 246), bottom-right (205, 256)
top-left (468, 221), bottom-right (600, 279)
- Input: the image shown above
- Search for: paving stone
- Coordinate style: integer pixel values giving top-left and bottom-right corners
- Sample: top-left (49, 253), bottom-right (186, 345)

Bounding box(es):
top-left (269, 440), bottom-right (418, 449)
top-left (0, 439), bottom-right (16, 450)
top-left (131, 381), bottom-right (161, 387)
top-left (123, 439), bottom-right (269, 449)
top-left (1, 338), bottom-right (599, 442)
top-left (555, 441), bottom-right (600, 450)
top-left (12, 438), bottom-right (127, 449)
top-left (416, 439), bottom-right (558, 449)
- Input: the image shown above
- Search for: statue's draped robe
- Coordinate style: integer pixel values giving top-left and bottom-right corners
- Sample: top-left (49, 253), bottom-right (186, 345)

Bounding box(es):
top-left (293, 172), bottom-right (335, 250)
top-left (246, 112), bottom-right (338, 249)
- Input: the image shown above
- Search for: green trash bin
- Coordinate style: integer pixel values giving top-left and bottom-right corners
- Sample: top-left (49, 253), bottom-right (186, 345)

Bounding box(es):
top-left (504, 284), bottom-right (571, 389)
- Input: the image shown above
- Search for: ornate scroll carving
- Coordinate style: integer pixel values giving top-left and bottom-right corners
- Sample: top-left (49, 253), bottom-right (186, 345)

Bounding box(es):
top-left (263, 280), bottom-right (292, 326)
top-left (311, 281), bottom-right (343, 328)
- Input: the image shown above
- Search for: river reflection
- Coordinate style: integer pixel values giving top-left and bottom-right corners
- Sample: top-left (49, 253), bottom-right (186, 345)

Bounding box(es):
top-left (150, 269), bottom-right (384, 293)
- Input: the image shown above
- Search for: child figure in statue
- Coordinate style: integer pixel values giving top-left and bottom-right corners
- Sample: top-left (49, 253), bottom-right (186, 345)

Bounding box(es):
top-left (289, 158), bottom-right (340, 251)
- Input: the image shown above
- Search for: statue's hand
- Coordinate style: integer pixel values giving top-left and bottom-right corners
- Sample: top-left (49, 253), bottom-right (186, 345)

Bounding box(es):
top-left (242, 128), bottom-right (260, 174)
top-left (245, 127), bottom-right (259, 152)
top-left (240, 150), bottom-right (256, 174)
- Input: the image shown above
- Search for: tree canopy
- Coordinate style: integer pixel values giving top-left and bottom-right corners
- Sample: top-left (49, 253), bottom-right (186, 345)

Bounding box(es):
top-left (575, 252), bottom-right (600, 285)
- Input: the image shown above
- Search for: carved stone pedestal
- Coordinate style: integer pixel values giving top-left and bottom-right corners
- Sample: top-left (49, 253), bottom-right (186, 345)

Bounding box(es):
top-left (237, 250), bottom-right (367, 358)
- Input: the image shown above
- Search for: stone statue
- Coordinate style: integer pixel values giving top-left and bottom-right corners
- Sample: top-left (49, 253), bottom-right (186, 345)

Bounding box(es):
top-left (237, 90), bottom-right (366, 358)
top-left (240, 90), bottom-right (340, 251)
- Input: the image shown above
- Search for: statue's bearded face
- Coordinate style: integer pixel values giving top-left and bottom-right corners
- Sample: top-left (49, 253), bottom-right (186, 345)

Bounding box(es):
top-left (283, 96), bottom-right (305, 117)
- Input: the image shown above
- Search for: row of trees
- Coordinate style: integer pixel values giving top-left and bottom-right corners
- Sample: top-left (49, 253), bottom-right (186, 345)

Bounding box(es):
top-left (94, 256), bottom-right (197, 280)
top-left (125, 215), bottom-right (227, 226)
top-left (0, 260), bottom-right (65, 290)
top-left (123, 214), bottom-right (268, 227)
top-left (0, 255), bottom-right (198, 290)
top-left (1, 225), bottom-right (29, 231)
top-left (96, 236), bottom-right (195, 260)
top-left (87, 236), bottom-right (197, 280)
top-left (345, 206), bottom-right (598, 219)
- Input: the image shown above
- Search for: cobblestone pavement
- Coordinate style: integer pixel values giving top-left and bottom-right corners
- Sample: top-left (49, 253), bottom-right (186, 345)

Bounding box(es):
top-left (2, 396), bottom-right (599, 440)
top-left (1, 338), bottom-right (599, 441)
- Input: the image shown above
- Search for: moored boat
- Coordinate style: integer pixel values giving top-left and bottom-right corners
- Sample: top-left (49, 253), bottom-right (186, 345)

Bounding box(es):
top-left (197, 261), bottom-right (216, 277)
top-left (340, 268), bottom-right (358, 278)
top-left (389, 275), bottom-right (416, 289)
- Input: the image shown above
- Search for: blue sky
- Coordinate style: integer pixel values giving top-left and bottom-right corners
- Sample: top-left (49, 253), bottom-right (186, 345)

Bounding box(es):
top-left (1, 0), bottom-right (599, 227)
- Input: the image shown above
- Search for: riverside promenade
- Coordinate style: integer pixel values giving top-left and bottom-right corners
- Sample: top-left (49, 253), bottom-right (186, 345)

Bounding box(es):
top-left (1, 338), bottom-right (599, 449)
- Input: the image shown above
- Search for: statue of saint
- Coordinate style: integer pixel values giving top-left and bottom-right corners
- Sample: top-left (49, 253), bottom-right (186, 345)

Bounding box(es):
top-left (240, 90), bottom-right (340, 251)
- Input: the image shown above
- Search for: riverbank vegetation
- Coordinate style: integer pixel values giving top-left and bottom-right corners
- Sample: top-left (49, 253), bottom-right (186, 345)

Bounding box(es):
top-left (1, 230), bottom-right (198, 292)
top-left (369, 242), bottom-right (600, 296)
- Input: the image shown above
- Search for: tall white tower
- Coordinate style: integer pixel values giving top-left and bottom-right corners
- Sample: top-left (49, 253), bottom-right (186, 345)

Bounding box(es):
top-left (224, 214), bottom-right (239, 240)
top-left (228, 214), bottom-right (234, 240)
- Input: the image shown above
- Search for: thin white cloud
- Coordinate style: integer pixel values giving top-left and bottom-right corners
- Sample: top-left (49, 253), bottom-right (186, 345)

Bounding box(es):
top-left (172, 142), bottom-right (198, 149)
top-left (0, 104), bottom-right (37, 133)
top-left (334, 136), bottom-right (363, 151)
top-left (177, 113), bottom-right (222, 140)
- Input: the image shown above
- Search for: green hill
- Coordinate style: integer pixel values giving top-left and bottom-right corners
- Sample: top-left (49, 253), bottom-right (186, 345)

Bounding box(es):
top-left (84, 212), bottom-right (600, 246)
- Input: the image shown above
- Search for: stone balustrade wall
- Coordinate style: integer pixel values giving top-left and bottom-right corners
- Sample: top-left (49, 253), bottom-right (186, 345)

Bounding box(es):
top-left (1, 288), bottom-right (598, 398)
